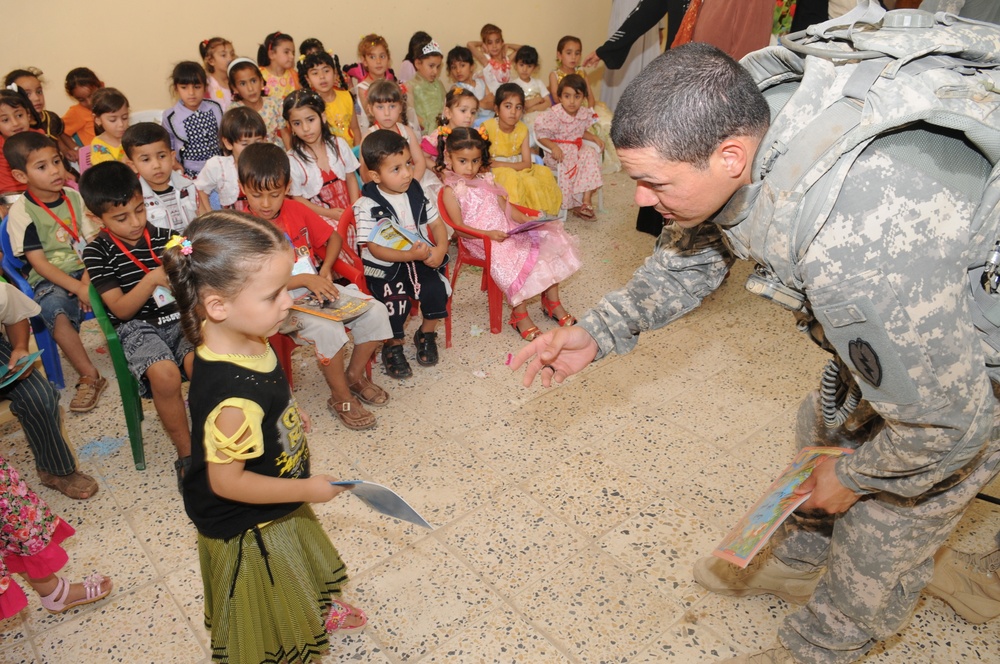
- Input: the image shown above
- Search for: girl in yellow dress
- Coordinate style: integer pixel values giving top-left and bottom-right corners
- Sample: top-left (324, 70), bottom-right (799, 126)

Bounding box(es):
top-left (481, 84), bottom-right (561, 216)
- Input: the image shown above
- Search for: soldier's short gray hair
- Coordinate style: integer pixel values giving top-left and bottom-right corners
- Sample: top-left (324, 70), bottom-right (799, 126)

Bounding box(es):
top-left (611, 43), bottom-right (771, 169)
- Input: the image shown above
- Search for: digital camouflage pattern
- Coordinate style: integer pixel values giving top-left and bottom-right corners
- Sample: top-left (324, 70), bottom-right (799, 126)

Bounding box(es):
top-left (581, 2), bottom-right (1000, 662)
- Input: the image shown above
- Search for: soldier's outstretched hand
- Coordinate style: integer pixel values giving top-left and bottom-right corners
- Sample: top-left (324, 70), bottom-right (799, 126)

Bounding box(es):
top-left (510, 326), bottom-right (599, 387)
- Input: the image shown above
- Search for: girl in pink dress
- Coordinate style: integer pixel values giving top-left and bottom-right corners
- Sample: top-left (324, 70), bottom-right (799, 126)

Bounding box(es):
top-left (438, 127), bottom-right (582, 341)
top-left (0, 454), bottom-right (112, 618)
top-left (535, 73), bottom-right (605, 220)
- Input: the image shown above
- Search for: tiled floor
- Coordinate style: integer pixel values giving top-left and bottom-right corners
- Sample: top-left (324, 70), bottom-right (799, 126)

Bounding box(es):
top-left (1, 170), bottom-right (999, 663)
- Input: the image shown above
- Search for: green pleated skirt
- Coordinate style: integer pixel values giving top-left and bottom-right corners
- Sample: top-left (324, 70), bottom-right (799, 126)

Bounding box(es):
top-left (198, 504), bottom-right (347, 663)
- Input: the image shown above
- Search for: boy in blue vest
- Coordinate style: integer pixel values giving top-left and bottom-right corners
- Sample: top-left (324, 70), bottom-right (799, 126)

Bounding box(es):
top-left (354, 129), bottom-right (450, 379)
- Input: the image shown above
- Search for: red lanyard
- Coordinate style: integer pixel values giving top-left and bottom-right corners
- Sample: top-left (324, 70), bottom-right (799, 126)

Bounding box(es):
top-left (26, 192), bottom-right (79, 242)
top-left (105, 228), bottom-right (161, 274)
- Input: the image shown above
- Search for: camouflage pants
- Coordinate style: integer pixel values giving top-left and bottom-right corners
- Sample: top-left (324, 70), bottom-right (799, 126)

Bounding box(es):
top-left (774, 392), bottom-right (1000, 663)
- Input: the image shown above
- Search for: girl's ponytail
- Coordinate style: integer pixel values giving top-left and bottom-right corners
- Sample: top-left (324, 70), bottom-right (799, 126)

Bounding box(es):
top-left (257, 42), bottom-right (271, 67)
top-left (332, 54), bottom-right (351, 99)
top-left (162, 236), bottom-right (204, 347)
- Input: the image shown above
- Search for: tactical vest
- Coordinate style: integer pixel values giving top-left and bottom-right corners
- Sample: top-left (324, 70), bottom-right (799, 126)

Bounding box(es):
top-left (713, 0), bottom-right (1000, 354)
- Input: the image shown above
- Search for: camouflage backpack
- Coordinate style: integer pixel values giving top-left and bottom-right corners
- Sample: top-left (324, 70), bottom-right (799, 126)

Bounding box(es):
top-left (714, 0), bottom-right (1000, 358)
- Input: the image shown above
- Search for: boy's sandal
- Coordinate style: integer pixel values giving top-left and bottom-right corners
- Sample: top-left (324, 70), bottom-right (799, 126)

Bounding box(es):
top-left (37, 470), bottom-right (99, 500)
top-left (174, 456), bottom-right (192, 494)
top-left (39, 574), bottom-right (113, 614)
top-left (326, 598), bottom-right (368, 632)
top-left (69, 375), bottom-right (108, 413)
top-left (381, 344), bottom-right (413, 379)
top-left (327, 398), bottom-right (376, 431)
top-left (509, 311), bottom-right (540, 341)
top-left (571, 205), bottom-right (596, 221)
top-left (413, 329), bottom-right (439, 367)
top-left (348, 376), bottom-right (390, 407)
top-left (541, 297), bottom-right (577, 327)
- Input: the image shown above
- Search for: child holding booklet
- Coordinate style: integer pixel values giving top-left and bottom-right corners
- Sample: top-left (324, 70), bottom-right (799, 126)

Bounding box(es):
top-left (355, 130), bottom-right (450, 379)
top-left (238, 142), bottom-right (392, 430)
top-left (439, 127), bottom-right (580, 341)
top-left (162, 212), bottom-right (365, 663)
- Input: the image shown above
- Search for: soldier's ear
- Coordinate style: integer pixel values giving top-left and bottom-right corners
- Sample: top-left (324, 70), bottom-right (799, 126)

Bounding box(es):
top-left (716, 138), bottom-right (751, 179)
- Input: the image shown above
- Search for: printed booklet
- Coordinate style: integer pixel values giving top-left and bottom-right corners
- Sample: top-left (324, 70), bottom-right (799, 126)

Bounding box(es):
top-left (291, 291), bottom-right (372, 323)
top-left (0, 350), bottom-right (43, 389)
top-left (713, 446), bottom-right (853, 568)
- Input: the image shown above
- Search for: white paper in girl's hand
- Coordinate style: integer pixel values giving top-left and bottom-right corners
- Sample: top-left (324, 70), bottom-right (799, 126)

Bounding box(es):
top-left (331, 480), bottom-right (432, 528)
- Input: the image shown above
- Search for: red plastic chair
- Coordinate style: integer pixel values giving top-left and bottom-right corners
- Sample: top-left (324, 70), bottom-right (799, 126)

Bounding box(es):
top-left (437, 189), bottom-right (539, 336)
top-left (271, 209), bottom-right (376, 386)
top-left (339, 206), bottom-right (451, 349)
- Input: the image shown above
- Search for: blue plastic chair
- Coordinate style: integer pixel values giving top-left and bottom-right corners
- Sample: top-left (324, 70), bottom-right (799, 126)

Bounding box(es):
top-left (0, 217), bottom-right (95, 389)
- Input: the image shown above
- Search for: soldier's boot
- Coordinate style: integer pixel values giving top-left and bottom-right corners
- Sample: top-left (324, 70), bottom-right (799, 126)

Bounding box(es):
top-left (693, 545), bottom-right (823, 605)
top-left (925, 546), bottom-right (1000, 623)
top-left (723, 644), bottom-right (795, 664)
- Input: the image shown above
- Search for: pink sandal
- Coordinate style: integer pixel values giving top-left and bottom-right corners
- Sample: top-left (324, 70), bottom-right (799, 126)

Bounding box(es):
top-left (326, 598), bottom-right (368, 632)
top-left (39, 574), bottom-right (113, 614)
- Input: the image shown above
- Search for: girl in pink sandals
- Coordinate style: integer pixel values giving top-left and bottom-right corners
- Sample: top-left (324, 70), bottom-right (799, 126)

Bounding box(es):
top-left (163, 212), bottom-right (366, 663)
top-left (0, 454), bottom-right (113, 617)
top-left (439, 127), bottom-right (582, 341)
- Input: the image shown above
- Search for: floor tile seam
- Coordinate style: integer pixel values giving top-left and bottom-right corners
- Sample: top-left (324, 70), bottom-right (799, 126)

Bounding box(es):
top-left (0, 625), bottom-right (42, 662)
top-left (345, 534), bottom-right (523, 664)
top-left (161, 570), bottom-right (213, 662)
top-left (430, 511), bottom-right (595, 602)
top-left (26, 573), bottom-right (183, 652)
top-left (120, 501), bottom-right (198, 579)
top-left (505, 540), bottom-right (681, 662)
top-left (712, 403), bottom-right (801, 456)
top-left (435, 535), bottom-right (598, 664)
top-left (512, 443), bottom-right (668, 543)
top-left (627, 610), bottom-right (705, 662)
top-left (645, 481), bottom-right (740, 536)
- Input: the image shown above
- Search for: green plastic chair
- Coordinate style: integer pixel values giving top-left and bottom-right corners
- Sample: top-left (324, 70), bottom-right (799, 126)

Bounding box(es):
top-left (88, 285), bottom-right (146, 470)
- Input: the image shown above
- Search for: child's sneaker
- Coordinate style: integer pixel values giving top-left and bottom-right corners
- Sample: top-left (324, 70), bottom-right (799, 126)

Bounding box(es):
top-left (69, 374), bottom-right (108, 413)
top-left (381, 344), bottom-right (412, 379)
top-left (413, 330), bottom-right (439, 367)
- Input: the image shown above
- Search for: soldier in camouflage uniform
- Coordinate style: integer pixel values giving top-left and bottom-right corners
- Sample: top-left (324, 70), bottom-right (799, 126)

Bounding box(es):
top-left (512, 38), bottom-right (1000, 664)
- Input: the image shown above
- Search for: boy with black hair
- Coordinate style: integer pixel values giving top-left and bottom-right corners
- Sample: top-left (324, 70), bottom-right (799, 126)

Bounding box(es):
top-left (79, 161), bottom-right (193, 490)
top-left (122, 122), bottom-right (198, 232)
top-left (237, 142), bottom-right (392, 430)
top-left (3, 132), bottom-right (106, 413)
top-left (354, 129), bottom-right (449, 379)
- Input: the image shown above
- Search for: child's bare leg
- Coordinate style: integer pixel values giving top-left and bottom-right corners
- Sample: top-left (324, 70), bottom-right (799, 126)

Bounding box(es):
top-left (542, 284), bottom-right (576, 325)
top-left (345, 340), bottom-right (380, 384)
top-left (583, 190), bottom-right (594, 207)
top-left (419, 318), bottom-right (439, 334)
top-left (318, 347), bottom-right (353, 403)
top-left (509, 303), bottom-right (538, 336)
top-left (146, 360), bottom-right (191, 458)
top-left (321, 346), bottom-right (376, 428)
top-left (52, 315), bottom-right (98, 379)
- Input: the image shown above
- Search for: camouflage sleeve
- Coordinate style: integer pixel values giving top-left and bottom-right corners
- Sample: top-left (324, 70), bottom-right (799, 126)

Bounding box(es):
top-left (578, 222), bottom-right (734, 360)
top-left (802, 132), bottom-right (998, 497)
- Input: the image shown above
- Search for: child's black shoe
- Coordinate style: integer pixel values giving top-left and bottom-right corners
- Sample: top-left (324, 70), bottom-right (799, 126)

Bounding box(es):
top-left (382, 343), bottom-right (413, 379)
top-left (414, 330), bottom-right (439, 367)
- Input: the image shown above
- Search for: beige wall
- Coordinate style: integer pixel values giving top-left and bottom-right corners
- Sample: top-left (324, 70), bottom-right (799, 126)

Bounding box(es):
top-left (1, 0), bottom-right (612, 116)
